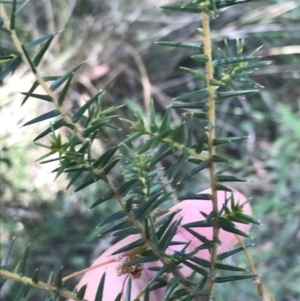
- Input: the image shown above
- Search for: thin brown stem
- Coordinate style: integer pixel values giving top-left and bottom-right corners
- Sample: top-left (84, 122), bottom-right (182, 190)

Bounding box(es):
top-left (201, 4), bottom-right (219, 300)
top-left (0, 269), bottom-right (86, 301)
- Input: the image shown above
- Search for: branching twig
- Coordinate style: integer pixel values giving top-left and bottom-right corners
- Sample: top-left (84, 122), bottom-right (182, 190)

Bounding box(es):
top-left (0, 269), bottom-right (87, 301)
top-left (0, 5), bottom-right (204, 298)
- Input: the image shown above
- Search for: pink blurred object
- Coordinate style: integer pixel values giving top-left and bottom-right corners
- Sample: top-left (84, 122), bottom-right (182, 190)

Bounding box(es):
top-left (74, 188), bottom-right (252, 301)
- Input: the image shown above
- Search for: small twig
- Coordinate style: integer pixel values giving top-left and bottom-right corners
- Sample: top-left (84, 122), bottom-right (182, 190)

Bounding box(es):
top-left (62, 258), bottom-right (116, 283)
top-left (201, 2), bottom-right (219, 300)
top-left (0, 269), bottom-right (87, 301)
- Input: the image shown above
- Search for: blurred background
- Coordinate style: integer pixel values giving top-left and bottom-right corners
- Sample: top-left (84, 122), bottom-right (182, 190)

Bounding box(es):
top-left (1, 0), bottom-right (300, 300)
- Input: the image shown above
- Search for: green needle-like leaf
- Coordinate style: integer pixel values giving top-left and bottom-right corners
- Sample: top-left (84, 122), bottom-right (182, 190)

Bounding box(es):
top-left (58, 73), bottom-right (73, 106)
top-left (174, 89), bottom-right (209, 102)
top-left (171, 101), bottom-right (207, 109)
top-left (21, 92), bottom-right (52, 102)
top-left (156, 41), bottom-right (203, 52)
top-left (54, 266), bottom-right (63, 288)
top-left (178, 161), bottom-right (208, 184)
top-left (213, 56), bottom-right (258, 66)
top-left (23, 110), bottom-right (59, 127)
top-left (180, 67), bottom-right (207, 81)
top-left (218, 244), bottom-right (253, 260)
top-left (15, 244), bottom-right (30, 275)
top-left (216, 89), bottom-right (258, 100)
top-left (31, 269), bottom-right (39, 283)
top-left (1, 237), bottom-right (15, 269)
top-left (215, 274), bottom-right (257, 283)
top-left (125, 278), bottom-right (132, 301)
top-left (72, 91), bottom-right (103, 122)
top-left (10, 0), bottom-right (18, 30)
top-left (111, 238), bottom-right (145, 255)
top-left (77, 284), bottom-right (87, 300)
top-left (33, 34), bottom-right (55, 67)
top-left (95, 273), bottom-right (106, 301)
top-left (50, 62), bottom-right (84, 91)
top-left (217, 175), bottom-right (246, 182)
top-left (15, 0), bottom-right (32, 15)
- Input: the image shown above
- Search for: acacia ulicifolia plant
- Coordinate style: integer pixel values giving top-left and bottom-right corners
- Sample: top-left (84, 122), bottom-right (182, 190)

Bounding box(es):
top-left (0, 0), bottom-right (275, 301)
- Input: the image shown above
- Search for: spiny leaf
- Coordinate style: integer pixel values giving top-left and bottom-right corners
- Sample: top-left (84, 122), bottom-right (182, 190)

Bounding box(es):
top-left (72, 91), bottom-right (103, 122)
top-left (82, 119), bottom-right (109, 137)
top-left (21, 44), bottom-right (36, 72)
top-left (227, 212), bottom-right (260, 225)
top-left (178, 161), bottom-right (208, 185)
top-left (182, 220), bottom-right (213, 228)
top-left (237, 61), bottom-right (271, 72)
top-left (95, 273), bottom-right (106, 301)
top-left (76, 284), bottom-right (87, 300)
top-left (50, 62), bottom-right (84, 91)
top-left (125, 278), bottom-right (132, 301)
top-left (15, 0), bottom-right (31, 15)
top-left (172, 123), bottom-right (185, 144)
top-left (99, 221), bottom-right (132, 236)
top-left (156, 41), bottom-right (203, 52)
top-left (218, 244), bottom-right (253, 260)
top-left (10, 0), bottom-right (18, 30)
top-left (1, 237), bottom-right (15, 268)
top-left (21, 92), bottom-right (52, 102)
top-left (171, 101), bottom-right (207, 109)
top-left (16, 244), bottom-right (30, 275)
top-left (196, 132), bottom-right (208, 154)
top-left (182, 261), bottom-right (208, 276)
top-left (111, 238), bottom-right (145, 255)
top-left (33, 119), bottom-right (73, 141)
top-left (180, 67), bottom-right (207, 81)
top-left (213, 56), bottom-right (258, 66)
top-left (191, 54), bottom-right (209, 63)
top-left (23, 110), bottom-right (59, 127)
top-left (58, 72), bottom-right (73, 106)
top-left (75, 176), bottom-right (101, 193)
top-left (93, 147), bottom-right (118, 168)
top-left (21, 76), bottom-right (60, 105)
top-left (215, 263), bottom-right (247, 272)
top-left (90, 190), bottom-right (114, 209)
top-left (211, 155), bottom-right (230, 163)
top-left (213, 136), bottom-right (248, 145)
top-left (185, 112), bottom-right (208, 120)
top-left (31, 269), bottom-right (39, 283)
top-left (33, 33), bottom-right (55, 67)
top-left (66, 167), bottom-right (85, 190)
top-left (215, 0), bottom-right (256, 9)
top-left (97, 211), bottom-right (126, 228)
top-left (150, 100), bottom-right (158, 132)
top-left (215, 274), bottom-right (257, 283)
top-left (25, 33), bottom-right (53, 50)
top-left (216, 89), bottom-right (259, 100)
top-left (217, 175), bottom-right (246, 182)
top-left (54, 266), bottom-right (63, 288)
top-left (159, 106), bottom-right (171, 134)
top-left (177, 194), bottom-right (211, 201)
top-left (103, 157), bottom-right (120, 174)
top-left (174, 89), bottom-right (209, 102)
top-left (161, 3), bottom-right (204, 13)
top-left (219, 219), bottom-right (249, 237)
top-left (114, 293), bottom-right (122, 301)
top-left (0, 57), bottom-right (22, 80)
top-left (157, 211), bottom-right (178, 239)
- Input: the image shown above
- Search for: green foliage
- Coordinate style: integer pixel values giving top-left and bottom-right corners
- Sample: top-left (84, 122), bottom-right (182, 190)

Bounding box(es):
top-left (1, 0), bottom-right (298, 300)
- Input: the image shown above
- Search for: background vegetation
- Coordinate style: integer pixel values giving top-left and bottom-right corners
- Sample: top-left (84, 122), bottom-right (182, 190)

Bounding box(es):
top-left (1, 0), bottom-right (299, 300)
